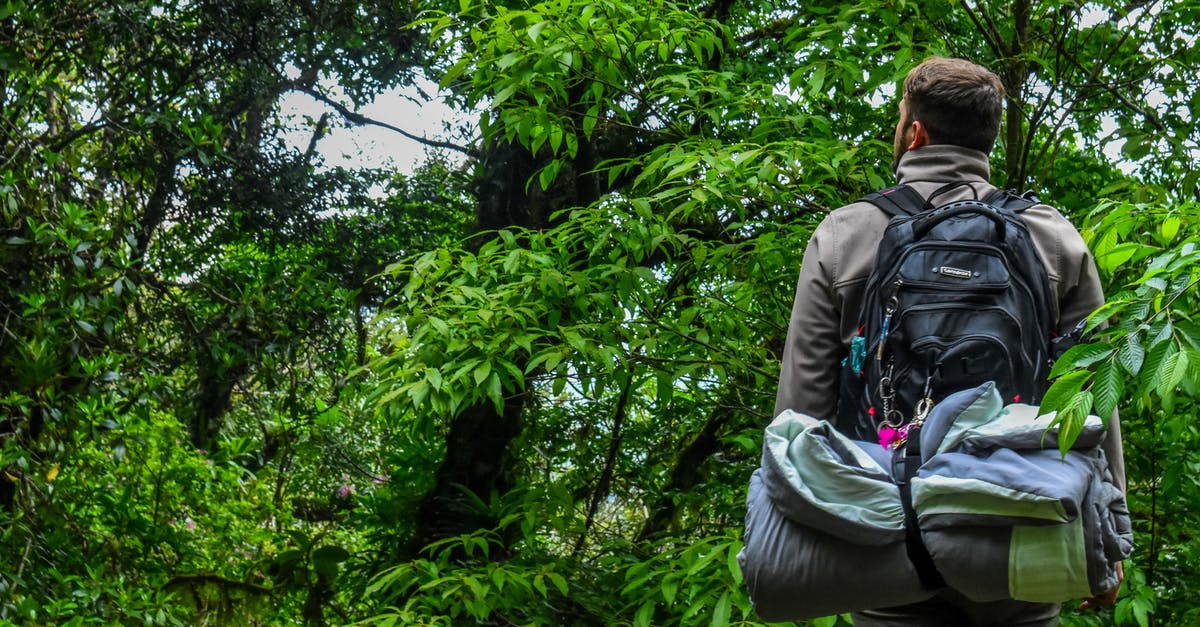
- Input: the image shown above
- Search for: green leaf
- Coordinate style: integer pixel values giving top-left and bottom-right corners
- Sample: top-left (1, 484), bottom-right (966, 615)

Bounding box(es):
top-left (1121, 135), bottom-right (1150, 160)
top-left (1116, 336), bottom-right (1145, 376)
top-left (487, 372), bottom-right (504, 413)
top-left (1049, 342), bottom-right (1113, 378)
top-left (661, 578), bottom-right (678, 604)
top-left (473, 361), bottom-right (492, 385)
top-left (1039, 370), bottom-right (1092, 417)
top-left (546, 572), bottom-right (568, 596)
top-left (531, 349), bottom-right (564, 373)
top-left (538, 161), bottom-right (557, 190)
top-left (656, 370), bottom-right (673, 403)
top-left (429, 316), bottom-right (451, 336)
top-left (492, 83), bottom-right (518, 108)
top-left (634, 601), bottom-right (654, 627)
top-left (1148, 318), bottom-right (1173, 347)
top-left (312, 545), bottom-right (351, 579)
top-left (808, 63), bottom-right (827, 97)
top-left (709, 591), bottom-right (730, 627)
top-left (1159, 215), bottom-right (1180, 242)
top-left (687, 546), bottom-right (722, 576)
top-left (527, 21), bottom-right (547, 42)
top-left (1139, 341), bottom-right (1173, 396)
top-left (408, 381), bottom-right (430, 409)
top-left (1083, 299), bottom-right (1130, 336)
top-left (1176, 320), bottom-right (1200, 351)
top-left (1158, 348), bottom-right (1189, 398)
top-left (274, 549), bottom-right (304, 570)
top-left (1133, 598), bottom-right (1150, 627)
top-left (1141, 275), bottom-right (1168, 292)
top-left (726, 541), bottom-right (743, 587)
top-left (1056, 391), bottom-right (1094, 456)
top-left (1091, 359), bottom-right (1124, 420)
top-left (1096, 243), bottom-right (1139, 274)
top-left (497, 359), bottom-right (525, 389)
top-left (426, 368), bottom-right (444, 390)
top-left (552, 374), bottom-right (566, 396)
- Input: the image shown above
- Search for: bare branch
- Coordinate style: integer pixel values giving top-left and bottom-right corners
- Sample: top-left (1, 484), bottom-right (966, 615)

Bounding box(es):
top-left (303, 112), bottom-right (331, 164)
top-left (960, 1), bottom-right (1009, 61)
top-left (1028, 3), bottom-right (1164, 176)
top-left (297, 87), bottom-right (479, 159)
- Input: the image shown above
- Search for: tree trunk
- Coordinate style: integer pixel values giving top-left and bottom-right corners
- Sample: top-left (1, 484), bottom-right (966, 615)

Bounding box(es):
top-left (1002, 0), bottom-right (1032, 190)
top-left (637, 401), bottom-right (735, 542)
top-left (409, 97), bottom-right (608, 553)
top-left (410, 137), bottom-right (542, 553)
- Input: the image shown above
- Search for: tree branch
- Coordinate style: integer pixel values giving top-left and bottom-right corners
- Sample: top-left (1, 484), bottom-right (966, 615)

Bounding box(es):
top-left (303, 112), bottom-right (331, 165)
top-left (165, 573), bottom-right (273, 596)
top-left (960, 1), bottom-right (1009, 61)
top-left (1029, 4), bottom-right (1162, 177)
top-left (296, 87), bottom-right (479, 159)
top-left (574, 366), bottom-right (636, 555)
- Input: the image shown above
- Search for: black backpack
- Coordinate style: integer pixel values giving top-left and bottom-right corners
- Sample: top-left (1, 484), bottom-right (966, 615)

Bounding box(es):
top-left (835, 183), bottom-right (1058, 444)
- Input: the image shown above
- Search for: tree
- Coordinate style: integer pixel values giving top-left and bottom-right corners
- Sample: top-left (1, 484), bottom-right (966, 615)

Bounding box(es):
top-left (0, 0), bottom-right (463, 622)
top-left (2, 0), bottom-right (1199, 624)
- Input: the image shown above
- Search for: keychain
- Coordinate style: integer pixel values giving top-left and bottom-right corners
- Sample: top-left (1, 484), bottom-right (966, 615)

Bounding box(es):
top-left (878, 377), bottom-right (935, 450)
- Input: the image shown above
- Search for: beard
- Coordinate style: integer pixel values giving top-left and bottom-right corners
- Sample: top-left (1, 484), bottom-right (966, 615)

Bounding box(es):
top-left (891, 117), bottom-right (910, 173)
top-left (891, 137), bottom-right (905, 173)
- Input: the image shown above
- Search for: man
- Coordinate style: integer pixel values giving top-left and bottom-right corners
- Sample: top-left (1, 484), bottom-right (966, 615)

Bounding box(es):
top-left (774, 57), bottom-right (1126, 626)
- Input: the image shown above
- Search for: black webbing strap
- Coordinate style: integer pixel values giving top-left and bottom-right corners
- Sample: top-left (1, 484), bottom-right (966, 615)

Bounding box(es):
top-left (896, 426), bottom-right (947, 590)
top-left (983, 188), bottom-right (1040, 213)
top-left (859, 184), bottom-right (927, 218)
top-left (864, 185), bottom-right (1041, 217)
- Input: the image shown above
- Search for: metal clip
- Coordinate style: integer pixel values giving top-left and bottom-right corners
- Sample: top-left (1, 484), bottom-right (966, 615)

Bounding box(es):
top-left (912, 397), bottom-right (933, 427)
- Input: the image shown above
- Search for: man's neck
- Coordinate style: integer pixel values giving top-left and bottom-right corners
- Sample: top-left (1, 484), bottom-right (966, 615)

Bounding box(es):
top-left (895, 145), bottom-right (991, 185)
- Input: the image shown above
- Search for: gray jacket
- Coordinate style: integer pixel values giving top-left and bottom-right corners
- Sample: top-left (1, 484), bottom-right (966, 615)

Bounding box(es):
top-left (774, 145), bottom-right (1125, 490)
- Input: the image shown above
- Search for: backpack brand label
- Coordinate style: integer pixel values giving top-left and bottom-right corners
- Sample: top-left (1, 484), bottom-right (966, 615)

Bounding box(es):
top-left (938, 266), bottom-right (973, 280)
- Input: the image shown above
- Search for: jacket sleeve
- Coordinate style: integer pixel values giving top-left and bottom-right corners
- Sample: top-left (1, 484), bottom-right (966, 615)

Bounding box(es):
top-left (1056, 226), bottom-right (1107, 337)
top-left (1057, 225), bottom-right (1127, 493)
top-left (774, 218), bottom-right (846, 421)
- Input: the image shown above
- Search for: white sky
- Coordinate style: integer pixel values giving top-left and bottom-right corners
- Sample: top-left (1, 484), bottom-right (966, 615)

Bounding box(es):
top-left (277, 76), bottom-right (472, 174)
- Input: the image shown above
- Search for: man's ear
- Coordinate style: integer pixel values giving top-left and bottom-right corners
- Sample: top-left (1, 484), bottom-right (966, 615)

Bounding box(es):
top-left (906, 120), bottom-right (930, 150)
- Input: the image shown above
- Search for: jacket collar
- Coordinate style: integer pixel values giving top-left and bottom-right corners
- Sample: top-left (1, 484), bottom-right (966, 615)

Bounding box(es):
top-left (895, 145), bottom-right (991, 185)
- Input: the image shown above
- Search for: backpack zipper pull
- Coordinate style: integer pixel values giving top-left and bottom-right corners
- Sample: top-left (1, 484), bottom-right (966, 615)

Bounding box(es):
top-left (876, 296), bottom-right (898, 361)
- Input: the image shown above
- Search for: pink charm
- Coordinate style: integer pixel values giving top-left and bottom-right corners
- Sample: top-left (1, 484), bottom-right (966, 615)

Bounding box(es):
top-left (879, 423), bottom-right (912, 450)
top-left (879, 426), bottom-right (901, 449)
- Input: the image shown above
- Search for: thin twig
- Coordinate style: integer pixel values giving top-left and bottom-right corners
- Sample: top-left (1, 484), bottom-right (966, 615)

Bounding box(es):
top-left (296, 87), bottom-right (479, 158)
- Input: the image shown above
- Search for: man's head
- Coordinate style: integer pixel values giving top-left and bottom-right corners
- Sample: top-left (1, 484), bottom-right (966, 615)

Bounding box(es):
top-left (892, 57), bottom-right (1006, 170)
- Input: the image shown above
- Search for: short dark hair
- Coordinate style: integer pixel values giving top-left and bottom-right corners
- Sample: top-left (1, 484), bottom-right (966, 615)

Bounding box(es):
top-left (903, 57), bottom-right (1006, 153)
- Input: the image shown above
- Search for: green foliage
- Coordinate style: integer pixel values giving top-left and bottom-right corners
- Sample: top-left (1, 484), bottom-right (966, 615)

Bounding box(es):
top-left (4, 0), bottom-right (1200, 624)
top-left (1041, 200), bottom-right (1200, 428)
top-left (361, 531), bottom-right (574, 625)
top-left (1042, 198), bottom-right (1200, 625)
top-left (616, 534), bottom-right (751, 627)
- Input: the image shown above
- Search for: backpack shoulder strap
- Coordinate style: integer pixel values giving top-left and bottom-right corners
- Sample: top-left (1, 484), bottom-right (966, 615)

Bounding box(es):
top-left (984, 188), bottom-right (1041, 213)
top-left (859, 184), bottom-right (927, 218)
